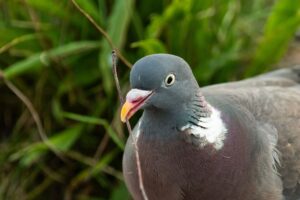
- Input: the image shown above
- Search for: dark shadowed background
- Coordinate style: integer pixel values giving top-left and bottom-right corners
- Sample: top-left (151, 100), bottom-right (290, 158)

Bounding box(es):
top-left (0, 0), bottom-right (300, 199)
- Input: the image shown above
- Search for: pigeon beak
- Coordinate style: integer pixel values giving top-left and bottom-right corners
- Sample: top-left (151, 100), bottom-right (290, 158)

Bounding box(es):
top-left (120, 89), bottom-right (153, 122)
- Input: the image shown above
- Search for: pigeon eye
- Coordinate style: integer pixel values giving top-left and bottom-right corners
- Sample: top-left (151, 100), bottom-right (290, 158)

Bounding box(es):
top-left (164, 74), bottom-right (176, 86)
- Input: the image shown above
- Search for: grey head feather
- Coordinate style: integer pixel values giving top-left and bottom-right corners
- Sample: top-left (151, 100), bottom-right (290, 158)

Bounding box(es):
top-left (130, 54), bottom-right (198, 90)
top-left (130, 54), bottom-right (202, 119)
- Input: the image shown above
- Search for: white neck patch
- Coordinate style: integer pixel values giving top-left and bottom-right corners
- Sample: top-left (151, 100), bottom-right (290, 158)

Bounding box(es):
top-left (180, 105), bottom-right (227, 150)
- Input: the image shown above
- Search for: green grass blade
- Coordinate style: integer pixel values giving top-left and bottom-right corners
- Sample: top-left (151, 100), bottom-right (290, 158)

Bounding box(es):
top-left (3, 41), bottom-right (100, 79)
top-left (248, 0), bottom-right (300, 76)
top-left (9, 125), bottom-right (83, 166)
top-left (62, 111), bottom-right (124, 149)
top-left (69, 149), bottom-right (119, 188)
top-left (99, 0), bottom-right (135, 96)
top-left (73, 0), bottom-right (101, 23)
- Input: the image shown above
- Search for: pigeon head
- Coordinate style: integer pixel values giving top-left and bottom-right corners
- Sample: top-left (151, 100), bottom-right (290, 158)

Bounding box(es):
top-left (121, 54), bottom-right (199, 122)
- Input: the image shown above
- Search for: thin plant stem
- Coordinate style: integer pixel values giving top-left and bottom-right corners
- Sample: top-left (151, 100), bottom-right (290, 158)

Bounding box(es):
top-left (1, 71), bottom-right (69, 163)
top-left (70, 0), bottom-right (132, 68)
top-left (112, 51), bottom-right (149, 200)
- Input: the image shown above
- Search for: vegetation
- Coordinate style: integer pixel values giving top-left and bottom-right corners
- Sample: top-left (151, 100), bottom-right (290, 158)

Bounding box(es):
top-left (0, 0), bottom-right (299, 199)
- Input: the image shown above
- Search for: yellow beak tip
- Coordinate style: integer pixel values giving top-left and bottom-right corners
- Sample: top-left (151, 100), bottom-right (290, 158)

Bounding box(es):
top-left (120, 101), bottom-right (132, 123)
top-left (120, 116), bottom-right (127, 123)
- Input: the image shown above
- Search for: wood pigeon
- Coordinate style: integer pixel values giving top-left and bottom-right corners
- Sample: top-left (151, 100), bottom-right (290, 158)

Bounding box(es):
top-left (120, 54), bottom-right (300, 200)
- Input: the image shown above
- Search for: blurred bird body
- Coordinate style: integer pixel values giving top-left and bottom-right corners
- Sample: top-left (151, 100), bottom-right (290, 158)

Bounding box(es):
top-left (121, 54), bottom-right (300, 200)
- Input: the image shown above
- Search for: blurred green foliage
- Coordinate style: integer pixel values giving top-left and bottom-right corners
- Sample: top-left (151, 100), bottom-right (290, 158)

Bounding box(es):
top-left (0, 0), bottom-right (299, 199)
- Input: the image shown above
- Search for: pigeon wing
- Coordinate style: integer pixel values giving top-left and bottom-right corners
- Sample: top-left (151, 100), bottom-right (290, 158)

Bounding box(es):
top-left (202, 66), bottom-right (300, 199)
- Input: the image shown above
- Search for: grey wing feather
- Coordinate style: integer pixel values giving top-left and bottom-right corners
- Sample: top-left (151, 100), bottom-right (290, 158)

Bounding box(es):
top-left (202, 66), bottom-right (300, 199)
top-left (203, 65), bottom-right (300, 90)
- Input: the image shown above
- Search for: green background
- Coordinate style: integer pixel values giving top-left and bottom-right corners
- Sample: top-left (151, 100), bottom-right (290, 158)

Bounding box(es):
top-left (0, 0), bottom-right (300, 199)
